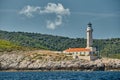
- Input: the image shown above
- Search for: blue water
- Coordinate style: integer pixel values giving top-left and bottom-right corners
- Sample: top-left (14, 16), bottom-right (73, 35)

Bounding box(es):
top-left (0, 71), bottom-right (120, 80)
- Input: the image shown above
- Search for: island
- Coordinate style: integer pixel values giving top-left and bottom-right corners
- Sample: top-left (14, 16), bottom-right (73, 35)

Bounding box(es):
top-left (0, 50), bottom-right (120, 71)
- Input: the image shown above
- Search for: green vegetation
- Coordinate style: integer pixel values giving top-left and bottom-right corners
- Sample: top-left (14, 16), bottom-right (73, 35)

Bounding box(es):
top-left (0, 30), bottom-right (120, 59)
top-left (0, 39), bottom-right (34, 52)
top-left (93, 38), bottom-right (120, 59)
top-left (0, 39), bottom-right (21, 52)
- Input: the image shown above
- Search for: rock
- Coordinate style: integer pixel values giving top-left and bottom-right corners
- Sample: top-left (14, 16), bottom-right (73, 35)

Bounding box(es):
top-left (103, 58), bottom-right (120, 70)
top-left (0, 52), bottom-right (119, 71)
top-left (0, 53), bottom-right (25, 69)
top-left (19, 60), bottom-right (32, 69)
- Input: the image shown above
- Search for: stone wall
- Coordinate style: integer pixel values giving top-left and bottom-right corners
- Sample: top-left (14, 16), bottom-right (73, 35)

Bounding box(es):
top-left (78, 56), bottom-right (91, 61)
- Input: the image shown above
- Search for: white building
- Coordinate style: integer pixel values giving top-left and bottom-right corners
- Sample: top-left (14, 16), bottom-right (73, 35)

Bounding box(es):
top-left (63, 23), bottom-right (98, 60)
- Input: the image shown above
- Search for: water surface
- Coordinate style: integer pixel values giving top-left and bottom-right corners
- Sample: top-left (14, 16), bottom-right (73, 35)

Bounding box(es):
top-left (0, 71), bottom-right (120, 80)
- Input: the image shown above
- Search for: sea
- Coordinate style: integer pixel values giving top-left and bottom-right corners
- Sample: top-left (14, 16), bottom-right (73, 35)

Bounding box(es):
top-left (0, 71), bottom-right (120, 80)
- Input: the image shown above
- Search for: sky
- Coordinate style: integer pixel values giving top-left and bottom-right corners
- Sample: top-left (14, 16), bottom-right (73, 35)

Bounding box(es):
top-left (0, 0), bottom-right (120, 39)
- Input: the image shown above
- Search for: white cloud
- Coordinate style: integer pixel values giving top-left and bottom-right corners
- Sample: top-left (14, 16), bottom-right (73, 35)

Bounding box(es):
top-left (19, 5), bottom-right (40, 17)
top-left (19, 3), bottom-right (70, 29)
top-left (40, 3), bottom-right (70, 15)
top-left (47, 15), bottom-right (62, 30)
top-left (41, 3), bottom-right (70, 30)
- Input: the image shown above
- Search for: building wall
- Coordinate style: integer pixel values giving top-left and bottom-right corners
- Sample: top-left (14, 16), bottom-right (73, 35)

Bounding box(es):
top-left (71, 51), bottom-right (98, 60)
top-left (73, 55), bottom-right (98, 61)
top-left (63, 49), bottom-right (98, 61)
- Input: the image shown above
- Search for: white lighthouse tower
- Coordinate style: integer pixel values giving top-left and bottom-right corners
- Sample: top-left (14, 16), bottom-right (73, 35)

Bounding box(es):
top-left (86, 22), bottom-right (93, 48)
top-left (86, 22), bottom-right (96, 54)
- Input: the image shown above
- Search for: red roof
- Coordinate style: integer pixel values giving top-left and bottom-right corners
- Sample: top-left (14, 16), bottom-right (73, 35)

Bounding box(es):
top-left (64, 48), bottom-right (90, 52)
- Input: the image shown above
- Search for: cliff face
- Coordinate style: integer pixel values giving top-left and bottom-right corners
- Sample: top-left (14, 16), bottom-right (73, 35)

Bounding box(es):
top-left (0, 51), bottom-right (120, 71)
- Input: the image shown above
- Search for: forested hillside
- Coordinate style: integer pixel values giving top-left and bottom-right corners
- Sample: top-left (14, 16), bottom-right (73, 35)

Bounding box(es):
top-left (0, 30), bottom-right (120, 58)
top-left (0, 30), bottom-right (86, 51)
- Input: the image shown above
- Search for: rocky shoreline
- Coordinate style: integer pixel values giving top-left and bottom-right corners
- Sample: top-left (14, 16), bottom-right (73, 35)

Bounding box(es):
top-left (0, 51), bottom-right (120, 71)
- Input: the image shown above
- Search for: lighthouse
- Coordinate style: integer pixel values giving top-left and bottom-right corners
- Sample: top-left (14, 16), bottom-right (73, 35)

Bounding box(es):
top-left (86, 22), bottom-right (93, 48)
top-left (63, 22), bottom-right (98, 60)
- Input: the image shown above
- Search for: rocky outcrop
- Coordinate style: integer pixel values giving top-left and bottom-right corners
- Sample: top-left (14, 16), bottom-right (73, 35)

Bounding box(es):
top-left (0, 52), bottom-right (119, 71)
top-left (101, 58), bottom-right (120, 70)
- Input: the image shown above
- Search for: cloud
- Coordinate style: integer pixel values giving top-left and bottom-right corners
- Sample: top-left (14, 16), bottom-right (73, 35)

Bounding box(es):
top-left (19, 3), bottom-right (70, 29)
top-left (47, 15), bottom-right (62, 30)
top-left (40, 3), bottom-right (70, 15)
top-left (19, 5), bottom-right (40, 17)
top-left (39, 3), bottom-right (70, 30)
